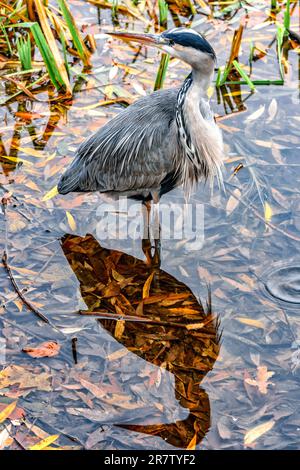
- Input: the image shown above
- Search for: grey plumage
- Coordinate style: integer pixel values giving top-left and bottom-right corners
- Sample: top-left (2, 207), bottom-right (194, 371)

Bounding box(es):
top-left (58, 28), bottom-right (224, 201)
top-left (58, 88), bottom-right (179, 198)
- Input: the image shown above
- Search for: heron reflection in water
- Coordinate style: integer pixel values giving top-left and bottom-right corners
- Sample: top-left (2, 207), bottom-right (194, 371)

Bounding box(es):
top-left (61, 233), bottom-right (220, 448)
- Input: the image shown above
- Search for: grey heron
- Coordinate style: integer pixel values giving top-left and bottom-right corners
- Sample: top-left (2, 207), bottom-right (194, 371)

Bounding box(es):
top-left (57, 27), bottom-right (224, 202)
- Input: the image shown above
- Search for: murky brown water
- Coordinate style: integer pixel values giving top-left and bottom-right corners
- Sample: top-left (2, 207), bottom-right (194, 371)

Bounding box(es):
top-left (0, 1), bottom-right (300, 450)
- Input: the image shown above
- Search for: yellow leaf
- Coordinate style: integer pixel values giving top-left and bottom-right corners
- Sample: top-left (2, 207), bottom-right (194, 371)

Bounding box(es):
top-left (104, 84), bottom-right (114, 99)
top-left (168, 307), bottom-right (200, 315)
top-left (12, 146), bottom-right (54, 158)
top-left (111, 269), bottom-right (126, 282)
top-left (207, 86), bottom-right (214, 98)
top-left (244, 420), bottom-right (275, 446)
top-left (236, 317), bottom-right (264, 329)
top-left (1, 155), bottom-right (33, 166)
top-left (66, 211), bottom-right (76, 231)
top-left (42, 186), bottom-right (58, 201)
top-left (0, 401), bottom-right (17, 424)
top-left (264, 202), bottom-right (272, 222)
top-left (29, 434), bottom-right (59, 450)
top-left (142, 272), bottom-right (154, 299)
top-left (186, 432), bottom-right (197, 450)
top-left (185, 322), bottom-right (205, 330)
top-left (41, 446), bottom-right (62, 450)
top-left (114, 320), bottom-right (125, 340)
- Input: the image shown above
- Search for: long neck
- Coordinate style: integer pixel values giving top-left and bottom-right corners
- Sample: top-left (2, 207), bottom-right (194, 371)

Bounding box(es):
top-left (191, 68), bottom-right (213, 97)
top-left (175, 69), bottom-right (224, 196)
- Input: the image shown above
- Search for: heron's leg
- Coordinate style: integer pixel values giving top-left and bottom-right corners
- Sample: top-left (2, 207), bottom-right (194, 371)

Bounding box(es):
top-left (142, 199), bottom-right (151, 239)
top-left (152, 199), bottom-right (160, 240)
top-left (152, 235), bottom-right (161, 268)
top-left (142, 199), bottom-right (152, 265)
top-left (142, 199), bottom-right (161, 267)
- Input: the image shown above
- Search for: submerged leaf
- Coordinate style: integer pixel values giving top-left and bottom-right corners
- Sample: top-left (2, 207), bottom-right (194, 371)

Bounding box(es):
top-left (264, 202), bottom-right (272, 222)
top-left (66, 211), bottom-right (76, 231)
top-left (236, 317), bottom-right (264, 329)
top-left (22, 341), bottom-right (60, 358)
top-left (42, 185), bottom-right (59, 201)
top-left (29, 434), bottom-right (59, 450)
top-left (246, 105), bottom-right (265, 122)
top-left (244, 420), bottom-right (275, 446)
top-left (245, 365), bottom-right (275, 394)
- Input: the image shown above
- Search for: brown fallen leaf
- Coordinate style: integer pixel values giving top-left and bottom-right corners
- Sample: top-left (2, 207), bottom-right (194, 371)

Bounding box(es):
top-left (22, 341), bottom-right (60, 358)
top-left (245, 365), bottom-right (275, 394)
top-left (0, 365), bottom-right (51, 391)
top-left (143, 271), bottom-right (155, 299)
top-left (244, 420), bottom-right (275, 446)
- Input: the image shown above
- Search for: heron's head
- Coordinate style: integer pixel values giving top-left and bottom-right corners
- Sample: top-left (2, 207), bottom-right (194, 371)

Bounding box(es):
top-left (109, 27), bottom-right (216, 76)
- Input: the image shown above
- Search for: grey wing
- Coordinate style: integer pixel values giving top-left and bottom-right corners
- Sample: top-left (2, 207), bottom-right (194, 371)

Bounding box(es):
top-left (57, 88), bottom-right (179, 195)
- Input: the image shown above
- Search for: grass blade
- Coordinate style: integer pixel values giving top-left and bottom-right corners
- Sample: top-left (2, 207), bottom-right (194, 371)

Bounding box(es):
top-left (276, 23), bottom-right (285, 79)
top-left (154, 52), bottom-right (170, 91)
top-left (284, 0), bottom-right (290, 34)
top-left (30, 23), bottom-right (66, 91)
top-left (271, 0), bottom-right (277, 9)
top-left (16, 34), bottom-right (32, 70)
top-left (4, 22), bottom-right (67, 91)
top-left (57, 0), bottom-right (91, 67)
top-left (0, 23), bottom-right (13, 57)
top-left (215, 67), bottom-right (222, 87)
top-left (232, 60), bottom-right (256, 91)
top-left (33, 0), bottom-right (71, 94)
top-left (218, 24), bottom-right (243, 86)
top-left (158, 0), bottom-right (168, 28)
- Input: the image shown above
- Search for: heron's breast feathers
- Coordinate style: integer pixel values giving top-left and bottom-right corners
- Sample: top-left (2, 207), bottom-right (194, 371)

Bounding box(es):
top-left (175, 78), bottom-right (224, 196)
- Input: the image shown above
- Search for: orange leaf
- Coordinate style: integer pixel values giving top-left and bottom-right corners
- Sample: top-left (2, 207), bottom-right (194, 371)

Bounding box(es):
top-left (22, 341), bottom-right (60, 358)
top-left (186, 432), bottom-right (197, 450)
top-left (142, 272), bottom-right (154, 299)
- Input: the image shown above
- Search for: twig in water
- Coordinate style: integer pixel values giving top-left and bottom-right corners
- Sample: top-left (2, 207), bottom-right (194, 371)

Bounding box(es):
top-left (71, 337), bottom-right (78, 364)
top-left (80, 310), bottom-right (212, 330)
top-left (2, 250), bottom-right (49, 324)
